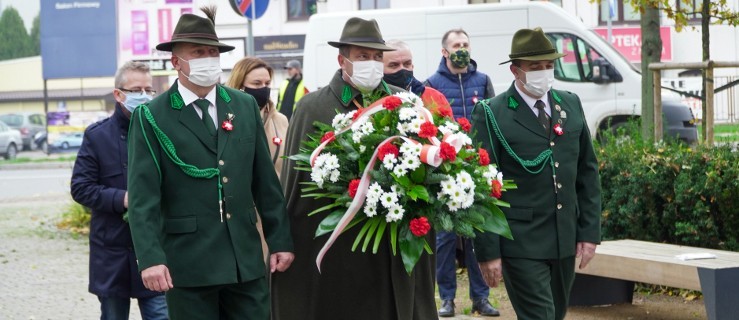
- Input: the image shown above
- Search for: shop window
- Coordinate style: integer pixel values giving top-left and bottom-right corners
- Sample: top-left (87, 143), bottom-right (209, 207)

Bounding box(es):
top-left (599, 0), bottom-right (641, 25)
top-left (359, 0), bottom-right (390, 10)
top-left (677, 0), bottom-right (703, 22)
top-left (288, 0), bottom-right (316, 21)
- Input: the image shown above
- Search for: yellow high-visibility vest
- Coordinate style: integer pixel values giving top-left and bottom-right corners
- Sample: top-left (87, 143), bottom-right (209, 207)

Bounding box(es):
top-left (277, 79), bottom-right (306, 111)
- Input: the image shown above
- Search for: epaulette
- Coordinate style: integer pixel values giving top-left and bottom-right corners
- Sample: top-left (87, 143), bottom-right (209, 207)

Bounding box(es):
top-left (85, 117), bottom-right (110, 133)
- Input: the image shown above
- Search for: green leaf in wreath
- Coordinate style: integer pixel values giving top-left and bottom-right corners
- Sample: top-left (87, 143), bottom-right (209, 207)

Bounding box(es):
top-left (394, 174), bottom-right (412, 188)
top-left (372, 219), bottom-right (387, 254)
top-left (362, 217), bottom-right (382, 252)
top-left (307, 202), bottom-right (344, 216)
top-left (399, 226), bottom-right (426, 274)
top-left (479, 205), bottom-right (513, 240)
top-left (410, 185), bottom-right (430, 202)
top-left (314, 210), bottom-right (345, 238)
top-left (352, 220), bottom-right (374, 252)
top-left (390, 222), bottom-right (398, 255)
top-left (288, 153), bottom-right (311, 163)
top-left (410, 165), bottom-right (426, 184)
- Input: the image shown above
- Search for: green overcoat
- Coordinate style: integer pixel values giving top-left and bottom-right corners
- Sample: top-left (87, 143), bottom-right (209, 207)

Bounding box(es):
top-left (127, 81), bottom-right (293, 288)
top-left (471, 83), bottom-right (601, 261)
top-left (271, 70), bottom-right (437, 320)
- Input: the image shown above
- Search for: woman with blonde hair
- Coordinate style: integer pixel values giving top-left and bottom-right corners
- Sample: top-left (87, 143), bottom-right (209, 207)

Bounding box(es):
top-left (227, 57), bottom-right (289, 177)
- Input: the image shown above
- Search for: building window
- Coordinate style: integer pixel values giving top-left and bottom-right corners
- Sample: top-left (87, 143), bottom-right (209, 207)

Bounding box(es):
top-left (677, 0), bottom-right (703, 21)
top-left (359, 0), bottom-right (389, 10)
top-left (599, 0), bottom-right (641, 25)
top-left (469, 0), bottom-right (500, 3)
top-left (288, 0), bottom-right (317, 21)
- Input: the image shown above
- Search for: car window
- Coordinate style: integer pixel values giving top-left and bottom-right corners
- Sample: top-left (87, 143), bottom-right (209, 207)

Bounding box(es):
top-left (30, 114), bottom-right (44, 125)
top-left (546, 33), bottom-right (604, 83)
top-left (0, 114), bottom-right (22, 126)
top-left (0, 122), bottom-right (7, 131)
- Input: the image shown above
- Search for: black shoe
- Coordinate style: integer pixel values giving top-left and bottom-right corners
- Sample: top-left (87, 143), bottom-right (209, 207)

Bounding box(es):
top-left (472, 298), bottom-right (500, 317)
top-left (438, 299), bottom-right (455, 317)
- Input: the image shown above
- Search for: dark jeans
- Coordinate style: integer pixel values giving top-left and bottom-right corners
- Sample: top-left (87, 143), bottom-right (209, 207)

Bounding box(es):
top-left (436, 230), bottom-right (489, 301)
top-left (98, 295), bottom-right (168, 320)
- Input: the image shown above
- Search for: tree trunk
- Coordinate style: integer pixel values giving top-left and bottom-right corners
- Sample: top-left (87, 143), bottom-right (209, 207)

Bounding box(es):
top-left (701, 1), bottom-right (710, 141)
top-left (641, 4), bottom-right (662, 140)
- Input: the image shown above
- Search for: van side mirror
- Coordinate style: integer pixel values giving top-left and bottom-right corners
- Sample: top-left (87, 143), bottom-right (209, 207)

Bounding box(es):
top-left (591, 57), bottom-right (622, 84)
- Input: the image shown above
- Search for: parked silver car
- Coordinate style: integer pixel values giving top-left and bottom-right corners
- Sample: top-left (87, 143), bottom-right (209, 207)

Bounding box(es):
top-left (0, 120), bottom-right (22, 160)
top-left (0, 112), bottom-right (46, 150)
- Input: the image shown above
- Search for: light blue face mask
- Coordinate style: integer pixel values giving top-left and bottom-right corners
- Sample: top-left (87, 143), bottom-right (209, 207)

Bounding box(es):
top-left (122, 91), bottom-right (153, 113)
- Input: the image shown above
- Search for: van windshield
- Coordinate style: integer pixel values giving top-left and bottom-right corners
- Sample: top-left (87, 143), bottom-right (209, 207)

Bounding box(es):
top-left (588, 30), bottom-right (640, 74)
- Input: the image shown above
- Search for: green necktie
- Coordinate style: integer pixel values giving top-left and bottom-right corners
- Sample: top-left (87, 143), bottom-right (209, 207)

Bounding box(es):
top-left (534, 100), bottom-right (550, 132)
top-left (194, 99), bottom-right (217, 136)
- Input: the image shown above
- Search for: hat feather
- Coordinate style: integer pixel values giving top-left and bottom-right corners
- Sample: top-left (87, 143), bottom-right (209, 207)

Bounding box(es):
top-left (201, 5), bottom-right (217, 24)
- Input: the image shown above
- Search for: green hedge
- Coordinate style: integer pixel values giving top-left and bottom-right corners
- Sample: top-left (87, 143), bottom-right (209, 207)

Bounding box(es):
top-left (596, 123), bottom-right (739, 251)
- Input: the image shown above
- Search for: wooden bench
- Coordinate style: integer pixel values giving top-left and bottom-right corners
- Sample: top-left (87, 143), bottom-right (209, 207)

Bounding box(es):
top-left (569, 239), bottom-right (739, 320)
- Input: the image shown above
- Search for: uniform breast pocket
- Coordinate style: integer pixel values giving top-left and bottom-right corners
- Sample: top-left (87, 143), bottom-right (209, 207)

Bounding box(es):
top-left (164, 216), bottom-right (197, 234)
top-left (240, 135), bottom-right (255, 144)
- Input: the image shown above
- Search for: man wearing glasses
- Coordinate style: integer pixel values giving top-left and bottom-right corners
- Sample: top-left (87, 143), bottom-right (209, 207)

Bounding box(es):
top-left (71, 61), bottom-right (168, 319)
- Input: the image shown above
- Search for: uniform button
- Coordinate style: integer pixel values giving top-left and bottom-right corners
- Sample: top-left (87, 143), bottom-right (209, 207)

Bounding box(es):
top-left (222, 176), bottom-right (229, 183)
top-left (554, 162), bottom-right (559, 168)
top-left (550, 141), bottom-right (555, 147)
top-left (226, 213), bottom-right (232, 219)
top-left (219, 160), bottom-right (225, 166)
top-left (557, 183), bottom-right (562, 189)
top-left (557, 203), bottom-right (563, 210)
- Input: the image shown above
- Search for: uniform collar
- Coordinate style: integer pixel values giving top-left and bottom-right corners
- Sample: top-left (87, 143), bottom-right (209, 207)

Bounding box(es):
top-left (178, 82), bottom-right (217, 107)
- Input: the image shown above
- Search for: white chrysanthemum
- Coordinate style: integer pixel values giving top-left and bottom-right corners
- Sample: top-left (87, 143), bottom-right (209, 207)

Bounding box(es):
top-left (407, 118), bottom-right (423, 134)
top-left (391, 184), bottom-right (401, 193)
top-left (400, 141), bottom-right (416, 154)
top-left (359, 145), bottom-right (367, 153)
top-left (462, 193), bottom-right (475, 208)
top-left (440, 177), bottom-right (455, 195)
top-left (460, 135), bottom-right (473, 146)
top-left (331, 112), bottom-right (355, 131)
top-left (364, 204), bottom-right (377, 217)
top-left (311, 153), bottom-right (340, 188)
top-left (380, 191), bottom-right (399, 209)
top-left (394, 91), bottom-right (419, 105)
top-left (439, 122), bottom-right (460, 135)
top-left (446, 200), bottom-right (462, 212)
top-left (402, 155), bottom-right (421, 170)
top-left (393, 165), bottom-right (408, 177)
top-left (456, 171), bottom-right (474, 190)
top-left (368, 182), bottom-right (384, 195)
top-left (385, 205), bottom-right (405, 222)
top-left (399, 107), bottom-right (418, 122)
top-left (383, 126), bottom-right (391, 132)
top-left (383, 154), bottom-right (397, 170)
top-left (496, 172), bottom-right (504, 184)
top-left (351, 120), bottom-right (374, 143)
top-left (482, 165), bottom-right (499, 181)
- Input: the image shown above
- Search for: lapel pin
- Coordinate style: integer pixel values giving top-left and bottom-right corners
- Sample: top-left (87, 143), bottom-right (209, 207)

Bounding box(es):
top-left (560, 110), bottom-right (567, 119)
top-left (555, 105), bottom-right (561, 112)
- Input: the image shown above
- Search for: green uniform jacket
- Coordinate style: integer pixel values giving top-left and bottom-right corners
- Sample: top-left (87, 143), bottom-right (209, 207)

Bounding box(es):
top-left (271, 70), bottom-right (437, 320)
top-left (127, 81), bottom-right (293, 288)
top-left (471, 83), bottom-right (601, 261)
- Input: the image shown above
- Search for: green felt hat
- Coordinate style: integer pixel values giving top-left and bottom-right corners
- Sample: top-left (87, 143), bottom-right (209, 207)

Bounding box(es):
top-left (328, 17), bottom-right (395, 51)
top-left (500, 27), bottom-right (565, 64)
top-left (156, 13), bottom-right (234, 53)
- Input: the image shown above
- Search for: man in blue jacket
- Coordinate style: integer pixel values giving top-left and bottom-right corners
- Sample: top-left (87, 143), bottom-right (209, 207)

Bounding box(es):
top-left (425, 28), bottom-right (498, 317)
top-left (71, 61), bottom-right (167, 319)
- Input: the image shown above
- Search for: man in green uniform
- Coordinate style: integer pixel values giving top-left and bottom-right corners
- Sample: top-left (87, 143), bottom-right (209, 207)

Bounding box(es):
top-left (470, 27), bottom-right (601, 320)
top-left (127, 6), bottom-right (294, 320)
top-left (272, 17), bottom-right (437, 320)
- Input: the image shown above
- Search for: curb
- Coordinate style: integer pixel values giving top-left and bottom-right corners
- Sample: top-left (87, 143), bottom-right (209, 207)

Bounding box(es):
top-left (0, 161), bottom-right (75, 170)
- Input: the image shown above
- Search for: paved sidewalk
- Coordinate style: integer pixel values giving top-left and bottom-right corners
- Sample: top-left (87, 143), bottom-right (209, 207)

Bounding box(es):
top-left (0, 196), bottom-right (143, 320)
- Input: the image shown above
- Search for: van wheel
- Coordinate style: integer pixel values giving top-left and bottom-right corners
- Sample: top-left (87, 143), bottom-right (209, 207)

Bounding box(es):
top-left (5, 143), bottom-right (17, 160)
top-left (61, 142), bottom-right (69, 149)
top-left (40, 140), bottom-right (48, 154)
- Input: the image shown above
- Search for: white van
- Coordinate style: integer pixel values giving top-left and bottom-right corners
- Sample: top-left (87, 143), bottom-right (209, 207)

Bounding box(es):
top-left (302, 2), bottom-right (697, 142)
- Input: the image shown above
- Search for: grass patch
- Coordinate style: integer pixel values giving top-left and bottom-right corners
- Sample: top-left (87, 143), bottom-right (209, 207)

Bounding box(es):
top-left (697, 122), bottom-right (739, 141)
top-left (56, 202), bottom-right (91, 236)
top-left (4, 155), bottom-right (77, 164)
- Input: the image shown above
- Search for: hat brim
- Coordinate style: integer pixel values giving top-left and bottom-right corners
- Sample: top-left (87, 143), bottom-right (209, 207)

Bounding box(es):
top-left (499, 52), bottom-right (566, 65)
top-left (328, 41), bottom-right (396, 51)
top-left (156, 38), bottom-right (235, 53)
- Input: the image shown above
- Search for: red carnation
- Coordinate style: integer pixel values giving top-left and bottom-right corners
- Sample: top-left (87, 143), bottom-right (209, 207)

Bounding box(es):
top-left (377, 142), bottom-right (400, 161)
top-left (439, 142), bottom-right (457, 162)
top-left (418, 122), bottom-right (438, 139)
top-left (437, 106), bottom-right (453, 118)
top-left (478, 148), bottom-right (490, 166)
top-left (491, 180), bottom-right (502, 199)
top-left (409, 217), bottom-right (431, 237)
top-left (221, 120), bottom-right (234, 131)
top-left (383, 96), bottom-right (403, 111)
top-left (348, 179), bottom-right (361, 198)
top-left (352, 108), bottom-right (364, 121)
top-left (321, 131), bottom-right (335, 144)
top-left (457, 117), bottom-right (471, 132)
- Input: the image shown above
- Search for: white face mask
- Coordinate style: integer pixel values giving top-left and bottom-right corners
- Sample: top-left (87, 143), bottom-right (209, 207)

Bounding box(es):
top-left (344, 58), bottom-right (384, 93)
top-left (517, 68), bottom-right (554, 98)
top-left (121, 91), bottom-right (153, 113)
top-left (178, 56), bottom-right (222, 87)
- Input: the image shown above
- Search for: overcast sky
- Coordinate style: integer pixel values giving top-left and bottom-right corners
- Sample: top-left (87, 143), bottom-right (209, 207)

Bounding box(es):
top-left (1, 0), bottom-right (40, 33)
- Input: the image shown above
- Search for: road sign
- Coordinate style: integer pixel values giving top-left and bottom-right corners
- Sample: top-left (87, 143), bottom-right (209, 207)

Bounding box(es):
top-left (229, 0), bottom-right (269, 20)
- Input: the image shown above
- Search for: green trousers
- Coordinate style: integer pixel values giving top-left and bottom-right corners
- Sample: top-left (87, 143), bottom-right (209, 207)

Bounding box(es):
top-left (502, 256), bottom-right (576, 320)
top-left (165, 276), bottom-right (269, 320)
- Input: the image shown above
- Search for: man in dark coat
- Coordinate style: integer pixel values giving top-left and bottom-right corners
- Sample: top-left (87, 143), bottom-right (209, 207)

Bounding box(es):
top-left (71, 61), bottom-right (167, 319)
top-left (126, 7), bottom-right (293, 320)
top-left (272, 17), bottom-right (437, 320)
top-left (470, 27), bottom-right (602, 320)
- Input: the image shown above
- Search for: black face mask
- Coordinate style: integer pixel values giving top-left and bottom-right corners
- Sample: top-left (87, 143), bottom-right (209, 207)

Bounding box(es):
top-left (383, 69), bottom-right (415, 89)
top-left (242, 86), bottom-right (271, 109)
